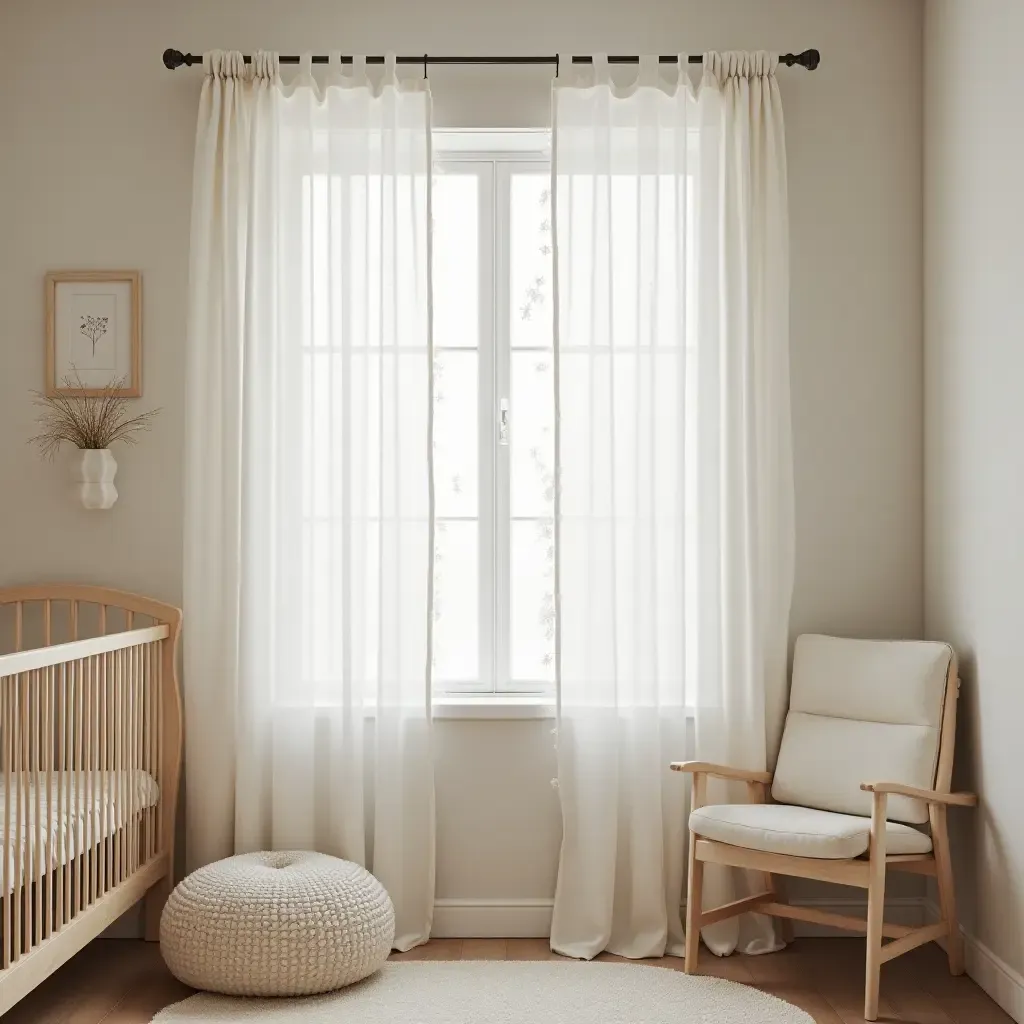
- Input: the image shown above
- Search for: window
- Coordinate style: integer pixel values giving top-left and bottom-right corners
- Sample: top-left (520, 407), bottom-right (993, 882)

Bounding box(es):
top-left (431, 131), bottom-right (554, 697)
top-left (298, 128), bottom-right (698, 707)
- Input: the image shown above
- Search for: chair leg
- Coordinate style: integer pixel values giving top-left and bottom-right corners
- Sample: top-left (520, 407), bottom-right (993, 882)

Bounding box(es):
top-left (684, 830), bottom-right (704, 974)
top-left (769, 873), bottom-right (795, 943)
top-left (931, 805), bottom-right (965, 975)
top-left (864, 792), bottom-right (889, 1022)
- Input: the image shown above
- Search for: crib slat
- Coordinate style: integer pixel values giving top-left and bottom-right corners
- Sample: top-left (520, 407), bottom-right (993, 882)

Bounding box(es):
top-left (93, 655), bottom-right (101, 902)
top-left (116, 647), bottom-right (124, 886)
top-left (127, 645), bottom-right (133, 878)
top-left (112, 649), bottom-right (119, 887)
top-left (66, 661), bottom-right (75, 922)
top-left (134, 647), bottom-right (141, 873)
top-left (157, 642), bottom-right (164, 855)
top-left (57, 663), bottom-right (67, 931)
top-left (15, 674), bottom-right (25, 959)
top-left (134, 646), bottom-right (140, 875)
top-left (89, 656), bottom-right (97, 903)
top-left (33, 669), bottom-right (42, 945)
top-left (44, 665), bottom-right (53, 941)
top-left (84, 657), bottom-right (92, 909)
top-left (3, 676), bottom-right (12, 968)
top-left (141, 645), bottom-right (148, 863)
top-left (101, 652), bottom-right (109, 899)
top-left (24, 674), bottom-right (32, 954)
top-left (93, 657), bottom-right (101, 904)
top-left (75, 658), bottom-right (84, 916)
top-left (122, 646), bottom-right (127, 885)
top-left (108, 649), bottom-right (116, 892)
top-left (146, 642), bottom-right (154, 862)
top-left (65, 661), bottom-right (72, 925)
top-left (128, 647), bottom-right (135, 876)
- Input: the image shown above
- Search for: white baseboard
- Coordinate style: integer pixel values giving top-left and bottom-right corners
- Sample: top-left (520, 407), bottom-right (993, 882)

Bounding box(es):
top-left (924, 900), bottom-right (1024, 1023)
top-left (433, 899), bottom-right (555, 938)
top-left (432, 896), bottom-right (928, 941)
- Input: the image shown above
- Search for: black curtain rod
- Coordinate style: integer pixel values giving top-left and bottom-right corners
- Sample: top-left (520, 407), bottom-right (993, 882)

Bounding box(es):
top-left (163, 48), bottom-right (820, 72)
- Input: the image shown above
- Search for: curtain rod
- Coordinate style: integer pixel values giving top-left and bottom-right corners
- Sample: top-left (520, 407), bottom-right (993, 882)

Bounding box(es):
top-left (162, 48), bottom-right (821, 72)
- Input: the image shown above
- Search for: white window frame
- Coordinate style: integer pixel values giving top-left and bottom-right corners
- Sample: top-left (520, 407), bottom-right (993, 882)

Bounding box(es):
top-left (432, 130), bottom-right (553, 700)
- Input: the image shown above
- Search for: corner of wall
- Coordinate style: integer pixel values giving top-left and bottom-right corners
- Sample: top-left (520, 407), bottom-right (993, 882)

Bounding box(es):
top-left (924, 900), bottom-right (1024, 1022)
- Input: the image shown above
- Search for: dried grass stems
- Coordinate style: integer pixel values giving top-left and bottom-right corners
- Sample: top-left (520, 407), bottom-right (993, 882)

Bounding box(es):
top-left (30, 374), bottom-right (160, 460)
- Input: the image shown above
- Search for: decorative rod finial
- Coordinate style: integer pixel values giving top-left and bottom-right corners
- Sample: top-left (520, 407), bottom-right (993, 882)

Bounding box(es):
top-left (163, 49), bottom-right (201, 69)
top-left (781, 48), bottom-right (820, 70)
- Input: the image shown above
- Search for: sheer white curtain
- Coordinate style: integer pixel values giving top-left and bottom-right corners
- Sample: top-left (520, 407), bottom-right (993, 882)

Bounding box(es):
top-left (549, 52), bottom-right (793, 960)
top-left (183, 51), bottom-right (435, 950)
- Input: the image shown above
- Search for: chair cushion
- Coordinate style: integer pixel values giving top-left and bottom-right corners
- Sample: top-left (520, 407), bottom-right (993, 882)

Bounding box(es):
top-left (771, 635), bottom-right (953, 824)
top-left (690, 803), bottom-right (933, 860)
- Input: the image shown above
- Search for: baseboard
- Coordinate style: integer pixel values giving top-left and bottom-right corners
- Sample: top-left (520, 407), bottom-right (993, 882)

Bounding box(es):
top-left (432, 896), bottom-right (928, 940)
top-left (433, 899), bottom-right (556, 938)
top-left (924, 900), bottom-right (1024, 1023)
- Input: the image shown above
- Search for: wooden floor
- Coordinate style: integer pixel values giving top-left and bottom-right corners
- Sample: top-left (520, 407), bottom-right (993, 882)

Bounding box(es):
top-left (4, 936), bottom-right (1014, 1024)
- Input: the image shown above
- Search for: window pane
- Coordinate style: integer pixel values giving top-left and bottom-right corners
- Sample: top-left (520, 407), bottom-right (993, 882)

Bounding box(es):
top-left (433, 173), bottom-right (478, 348)
top-left (433, 519), bottom-right (479, 684)
top-left (510, 174), bottom-right (553, 349)
top-left (434, 350), bottom-right (479, 518)
top-left (510, 518), bottom-right (555, 685)
top-left (510, 350), bottom-right (553, 519)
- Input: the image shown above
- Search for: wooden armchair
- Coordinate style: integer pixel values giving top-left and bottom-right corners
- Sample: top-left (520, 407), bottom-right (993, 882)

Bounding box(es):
top-left (672, 635), bottom-right (976, 1022)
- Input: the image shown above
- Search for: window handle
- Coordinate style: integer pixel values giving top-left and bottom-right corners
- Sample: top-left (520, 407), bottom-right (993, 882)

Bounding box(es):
top-left (498, 399), bottom-right (510, 446)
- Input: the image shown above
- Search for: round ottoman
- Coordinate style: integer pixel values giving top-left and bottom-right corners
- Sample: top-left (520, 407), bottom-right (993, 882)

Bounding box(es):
top-left (160, 851), bottom-right (395, 997)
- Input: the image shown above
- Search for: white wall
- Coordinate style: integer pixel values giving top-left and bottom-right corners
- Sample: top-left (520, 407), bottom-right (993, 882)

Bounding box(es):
top-left (0, 0), bottom-right (924, 912)
top-left (925, 0), bottom-right (1024, 1012)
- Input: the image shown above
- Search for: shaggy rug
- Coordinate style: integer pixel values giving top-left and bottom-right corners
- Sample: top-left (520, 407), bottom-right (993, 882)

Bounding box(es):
top-left (150, 961), bottom-right (813, 1023)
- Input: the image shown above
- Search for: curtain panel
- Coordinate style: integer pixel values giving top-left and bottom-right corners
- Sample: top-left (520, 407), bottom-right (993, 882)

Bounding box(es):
top-left (550, 51), bottom-right (793, 960)
top-left (183, 51), bottom-right (436, 950)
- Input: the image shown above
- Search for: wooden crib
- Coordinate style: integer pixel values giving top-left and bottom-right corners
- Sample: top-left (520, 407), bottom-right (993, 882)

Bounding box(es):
top-left (0, 584), bottom-right (182, 1014)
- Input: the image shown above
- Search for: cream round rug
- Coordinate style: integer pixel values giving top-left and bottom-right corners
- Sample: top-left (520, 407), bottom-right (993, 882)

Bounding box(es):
top-left (151, 961), bottom-right (813, 1023)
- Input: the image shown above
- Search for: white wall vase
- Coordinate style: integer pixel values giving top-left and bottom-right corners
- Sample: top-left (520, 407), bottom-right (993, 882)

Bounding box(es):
top-left (72, 448), bottom-right (118, 509)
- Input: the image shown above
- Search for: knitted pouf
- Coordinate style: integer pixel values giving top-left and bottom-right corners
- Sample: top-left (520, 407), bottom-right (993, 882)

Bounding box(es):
top-left (160, 851), bottom-right (395, 997)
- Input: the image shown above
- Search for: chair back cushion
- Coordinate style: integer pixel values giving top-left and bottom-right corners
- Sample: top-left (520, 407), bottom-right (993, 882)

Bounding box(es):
top-left (771, 635), bottom-right (953, 824)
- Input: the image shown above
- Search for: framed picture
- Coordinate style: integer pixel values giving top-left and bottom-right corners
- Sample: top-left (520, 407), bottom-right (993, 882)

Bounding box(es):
top-left (45, 270), bottom-right (142, 397)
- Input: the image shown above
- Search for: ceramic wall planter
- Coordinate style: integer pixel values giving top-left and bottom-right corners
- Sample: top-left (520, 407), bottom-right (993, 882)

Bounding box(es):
top-left (72, 448), bottom-right (118, 509)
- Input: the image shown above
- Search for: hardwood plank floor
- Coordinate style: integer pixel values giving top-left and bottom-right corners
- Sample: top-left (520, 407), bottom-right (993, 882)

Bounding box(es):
top-left (2, 936), bottom-right (1013, 1024)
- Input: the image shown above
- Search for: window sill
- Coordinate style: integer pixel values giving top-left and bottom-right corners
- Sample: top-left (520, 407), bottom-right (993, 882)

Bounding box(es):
top-left (432, 696), bottom-right (556, 720)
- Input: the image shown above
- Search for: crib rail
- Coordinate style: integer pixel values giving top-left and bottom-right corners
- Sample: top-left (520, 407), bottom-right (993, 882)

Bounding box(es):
top-left (0, 625), bottom-right (167, 968)
top-left (0, 586), bottom-right (181, 1013)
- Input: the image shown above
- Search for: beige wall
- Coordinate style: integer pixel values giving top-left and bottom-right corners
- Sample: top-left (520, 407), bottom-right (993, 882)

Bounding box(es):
top-left (924, 0), bottom-right (1024, 998)
top-left (0, 0), bottom-right (924, 911)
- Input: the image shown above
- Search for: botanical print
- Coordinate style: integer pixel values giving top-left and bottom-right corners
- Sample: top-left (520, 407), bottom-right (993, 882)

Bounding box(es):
top-left (68, 294), bottom-right (117, 371)
top-left (79, 314), bottom-right (109, 356)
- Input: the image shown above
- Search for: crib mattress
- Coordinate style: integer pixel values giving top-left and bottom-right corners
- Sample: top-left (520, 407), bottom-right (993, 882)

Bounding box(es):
top-left (1, 770), bottom-right (160, 890)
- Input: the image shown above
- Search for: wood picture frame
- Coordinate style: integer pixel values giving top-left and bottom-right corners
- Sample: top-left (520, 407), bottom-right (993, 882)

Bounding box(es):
top-left (45, 270), bottom-right (142, 397)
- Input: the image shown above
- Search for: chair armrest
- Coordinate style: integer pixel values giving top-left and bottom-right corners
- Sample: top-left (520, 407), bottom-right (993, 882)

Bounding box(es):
top-left (859, 781), bottom-right (977, 807)
top-left (670, 761), bottom-right (773, 785)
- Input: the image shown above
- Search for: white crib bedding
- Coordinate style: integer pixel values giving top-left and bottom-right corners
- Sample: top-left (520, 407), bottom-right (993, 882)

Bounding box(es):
top-left (1, 771), bottom-right (160, 890)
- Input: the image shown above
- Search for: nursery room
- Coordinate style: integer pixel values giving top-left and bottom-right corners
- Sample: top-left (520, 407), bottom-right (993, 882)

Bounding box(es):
top-left (0, 0), bottom-right (1021, 1022)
